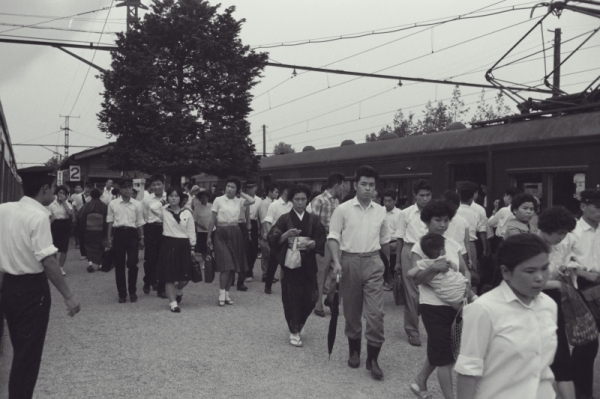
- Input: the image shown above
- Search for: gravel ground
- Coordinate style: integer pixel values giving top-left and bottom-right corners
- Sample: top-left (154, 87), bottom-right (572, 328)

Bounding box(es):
top-left (1, 246), bottom-right (598, 399)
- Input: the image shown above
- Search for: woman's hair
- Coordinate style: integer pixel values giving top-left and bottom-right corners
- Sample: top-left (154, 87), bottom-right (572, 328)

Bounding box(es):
top-left (420, 233), bottom-right (445, 259)
top-left (166, 186), bottom-right (185, 205)
top-left (420, 200), bottom-right (456, 224)
top-left (90, 188), bottom-right (101, 199)
top-left (497, 234), bottom-right (549, 272)
top-left (225, 177), bottom-right (242, 194)
top-left (54, 185), bottom-right (70, 196)
top-left (288, 184), bottom-right (311, 201)
top-left (354, 165), bottom-right (379, 184)
top-left (510, 193), bottom-right (537, 212)
top-left (537, 206), bottom-right (577, 234)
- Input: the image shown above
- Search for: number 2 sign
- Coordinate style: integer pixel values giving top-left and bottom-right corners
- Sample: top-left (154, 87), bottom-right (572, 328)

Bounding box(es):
top-left (69, 165), bottom-right (81, 181)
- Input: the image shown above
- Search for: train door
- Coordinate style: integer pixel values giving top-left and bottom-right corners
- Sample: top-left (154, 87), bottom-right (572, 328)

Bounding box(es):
top-left (451, 162), bottom-right (487, 207)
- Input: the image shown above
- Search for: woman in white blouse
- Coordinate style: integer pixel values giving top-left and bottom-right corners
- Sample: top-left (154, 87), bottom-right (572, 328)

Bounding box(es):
top-left (206, 177), bottom-right (255, 306)
top-left (150, 187), bottom-right (196, 313)
top-left (456, 234), bottom-right (557, 399)
top-left (48, 185), bottom-right (74, 276)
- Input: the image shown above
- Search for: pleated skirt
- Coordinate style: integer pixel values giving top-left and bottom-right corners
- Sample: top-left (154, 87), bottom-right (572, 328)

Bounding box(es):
top-left (157, 236), bottom-right (193, 283)
top-left (213, 226), bottom-right (248, 273)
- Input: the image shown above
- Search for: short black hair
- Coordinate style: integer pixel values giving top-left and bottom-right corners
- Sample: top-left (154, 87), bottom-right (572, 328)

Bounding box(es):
top-left (90, 188), bottom-right (101, 199)
top-left (320, 184), bottom-right (327, 193)
top-left (111, 188), bottom-right (120, 197)
top-left (505, 187), bottom-right (521, 198)
top-left (266, 183), bottom-right (278, 194)
top-left (245, 179), bottom-right (257, 188)
top-left (74, 183), bottom-right (82, 188)
top-left (443, 189), bottom-right (460, 209)
top-left (289, 184), bottom-right (312, 201)
top-left (498, 234), bottom-right (549, 272)
top-left (118, 178), bottom-right (133, 187)
top-left (354, 165), bottom-right (379, 184)
top-left (537, 206), bottom-right (577, 234)
top-left (55, 185), bottom-right (70, 196)
top-left (420, 233), bottom-right (445, 259)
top-left (458, 181), bottom-right (478, 202)
top-left (278, 181), bottom-right (291, 194)
top-left (327, 173), bottom-right (345, 189)
top-left (84, 182), bottom-right (94, 188)
top-left (196, 190), bottom-right (209, 200)
top-left (420, 200), bottom-right (456, 224)
top-left (383, 189), bottom-right (396, 200)
top-left (148, 174), bottom-right (164, 184)
top-left (166, 186), bottom-right (185, 205)
top-left (225, 177), bottom-right (242, 194)
top-left (412, 179), bottom-right (432, 195)
top-left (510, 193), bottom-right (537, 212)
top-left (580, 189), bottom-right (600, 205)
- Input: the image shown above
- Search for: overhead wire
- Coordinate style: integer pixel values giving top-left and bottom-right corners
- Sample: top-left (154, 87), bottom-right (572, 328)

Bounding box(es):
top-left (0, 33), bottom-right (115, 45)
top-left (0, 22), bottom-right (119, 34)
top-left (0, 11), bottom-right (125, 22)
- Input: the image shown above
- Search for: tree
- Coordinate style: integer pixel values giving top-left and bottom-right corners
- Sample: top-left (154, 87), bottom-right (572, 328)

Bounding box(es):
top-left (471, 90), bottom-right (512, 123)
top-left (45, 155), bottom-right (61, 169)
top-left (98, 0), bottom-right (268, 182)
top-left (416, 101), bottom-right (452, 134)
top-left (273, 142), bottom-right (295, 155)
top-left (448, 85), bottom-right (469, 123)
top-left (365, 109), bottom-right (415, 142)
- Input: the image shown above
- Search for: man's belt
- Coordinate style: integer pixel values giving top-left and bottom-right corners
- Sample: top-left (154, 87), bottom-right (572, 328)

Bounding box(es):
top-left (341, 251), bottom-right (379, 258)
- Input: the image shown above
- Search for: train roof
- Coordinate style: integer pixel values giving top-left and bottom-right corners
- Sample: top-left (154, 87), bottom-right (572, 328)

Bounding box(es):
top-left (260, 110), bottom-right (600, 171)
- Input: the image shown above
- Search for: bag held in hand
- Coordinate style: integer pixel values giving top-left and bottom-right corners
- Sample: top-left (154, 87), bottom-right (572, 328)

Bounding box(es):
top-left (190, 255), bottom-right (203, 283)
top-left (100, 248), bottom-right (115, 273)
top-left (284, 237), bottom-right (302, 269)
top-left (393, 270), bottom-right (406, 306)
top-left (562, 279), bottom-right (598, 346)
top-left (204, 251), bottom-right (216, 284)
top-left (580, 283), bottom-right (600, 330)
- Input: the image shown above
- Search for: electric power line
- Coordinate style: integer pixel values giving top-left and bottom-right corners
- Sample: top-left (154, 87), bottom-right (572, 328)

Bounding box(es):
top-left (0, 21), bottom-right (119, 34)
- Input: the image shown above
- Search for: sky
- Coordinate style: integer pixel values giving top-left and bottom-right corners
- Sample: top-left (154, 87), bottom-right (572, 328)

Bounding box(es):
top-left (0, 0), bottom-right (598, 167)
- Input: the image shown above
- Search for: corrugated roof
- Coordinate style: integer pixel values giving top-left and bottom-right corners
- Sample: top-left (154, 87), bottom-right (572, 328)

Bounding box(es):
top-left (260, 111), bottom-right (600, 170)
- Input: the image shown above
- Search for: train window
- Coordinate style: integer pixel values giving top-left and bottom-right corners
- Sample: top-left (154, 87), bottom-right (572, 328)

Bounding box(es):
top-left (451, 163), bottom-right (487, 191)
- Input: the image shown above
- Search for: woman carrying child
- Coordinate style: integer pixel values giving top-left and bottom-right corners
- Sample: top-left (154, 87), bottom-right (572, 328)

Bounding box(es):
top-left (408, 200), bottom-right (473, 399)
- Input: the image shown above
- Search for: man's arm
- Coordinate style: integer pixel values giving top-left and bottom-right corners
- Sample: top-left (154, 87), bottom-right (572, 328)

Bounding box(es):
top-left (328, 239), bottom-right (342, 276)
top-left (41, 255), bottom-right (80, 317)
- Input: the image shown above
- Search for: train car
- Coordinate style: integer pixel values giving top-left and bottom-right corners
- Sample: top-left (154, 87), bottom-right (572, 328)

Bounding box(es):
top-left (0, 98), bottom-right (22, 203)
top-left (259, 106), bottom-right (600, 215)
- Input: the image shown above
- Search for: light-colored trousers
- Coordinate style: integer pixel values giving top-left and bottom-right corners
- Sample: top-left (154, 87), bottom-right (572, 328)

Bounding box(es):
top-left (401, 244), bottom-right (420, 337)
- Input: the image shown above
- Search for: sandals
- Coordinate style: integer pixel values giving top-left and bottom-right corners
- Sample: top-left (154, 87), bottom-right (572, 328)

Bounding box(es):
top-left (289, 336), bottom-right (303, 347)
top-left (224, 298), bottom-right (233, 305)
top-left (218, 299), bottom-right (225, 307)
top-left (410, 383), bottom-right (432, 399)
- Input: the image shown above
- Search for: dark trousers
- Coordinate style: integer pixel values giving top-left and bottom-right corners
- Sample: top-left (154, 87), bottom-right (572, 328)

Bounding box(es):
top-left (573, 277), bottom-right (600, 397)
top-left (113, 228), bottom-right (140, 298)
top-left (1, 273), bottom-right (51, 399)
top-left (265, 252), bottom-right (280, 290)
top-left (143, 223), bottom-right (163, 291)
top-left (247, 220), bottom-right (259, 275)
top-left (79, 227), bottom-right (87, 257)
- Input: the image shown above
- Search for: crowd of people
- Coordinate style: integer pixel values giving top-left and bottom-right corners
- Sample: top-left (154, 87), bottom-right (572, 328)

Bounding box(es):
top-left (1, 164), bottom-right (600, 399)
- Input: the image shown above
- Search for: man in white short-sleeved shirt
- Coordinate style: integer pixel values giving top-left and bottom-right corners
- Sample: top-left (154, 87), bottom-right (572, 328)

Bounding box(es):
top-left (0, 166), bottom-right (81, 399)
top-left (141, 174), bottom-right (167, 297)
top-left (264, 183), bottom-right (292, 293)
top-left (328, 166), bottom-right (390, 380)
top-left (488, 188), bottom-right (520, 238)
top-left (395, 179), bottom-right (431, 347)
top-left (457, 182), bottom-right (489, 268)
top-left (245, 180), bottom-right (261, 281)
top-left (382, 190), bottom-right (401, 290)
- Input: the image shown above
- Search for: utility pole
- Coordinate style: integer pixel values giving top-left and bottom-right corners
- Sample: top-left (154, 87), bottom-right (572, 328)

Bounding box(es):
top-left (59, 115), bottom-right (79, 158)
top-left (552, 28), bottom-right (561, 96)
top-left (262, 125), bottom-right (266, 157)
top-left (116, 0), bottom-right (148, 32)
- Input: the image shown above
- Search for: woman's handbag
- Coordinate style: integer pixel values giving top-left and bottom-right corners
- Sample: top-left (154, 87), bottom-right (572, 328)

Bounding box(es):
top-left (560, 274), bottom-right (598, 346)
top-left (579, 282), bottom-right (600, 330)
top-left (284, 237), bottom-right (302, 269)
top-left (451, 299), bottom-right (467, 360)
top-left (100, 248), bottom-right (115, 272)
top-left (393, 270), bottom-right (406, 306)
top-left (204, 251), bottom-right (215, 284)
top-left (190, 255), bottom-right (203, 283)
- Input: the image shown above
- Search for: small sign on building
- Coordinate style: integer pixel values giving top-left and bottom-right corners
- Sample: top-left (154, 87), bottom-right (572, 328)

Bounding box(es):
top-left (69, 165), bottom-right (81, 182)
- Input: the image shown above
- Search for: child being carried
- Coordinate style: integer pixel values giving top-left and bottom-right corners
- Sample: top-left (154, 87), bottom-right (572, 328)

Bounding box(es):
top-left (412, 233), bottom-right (476, 310)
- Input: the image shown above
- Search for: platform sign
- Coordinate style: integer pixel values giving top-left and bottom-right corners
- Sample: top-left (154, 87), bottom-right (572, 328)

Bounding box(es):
top-left (69, 165), bottom-right (81, 182)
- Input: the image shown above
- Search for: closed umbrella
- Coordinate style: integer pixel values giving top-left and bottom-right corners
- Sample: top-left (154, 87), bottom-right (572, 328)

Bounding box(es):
top-left (327, 275), bottom-right (340, 360)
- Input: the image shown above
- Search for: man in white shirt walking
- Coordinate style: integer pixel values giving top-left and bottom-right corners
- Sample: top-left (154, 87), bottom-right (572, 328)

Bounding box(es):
top-left (257, 183), bottom-right (278, 283)
top-left (382, 190), bottom-right (401, 290)
top-left (329, 165), bottom-right (390, 380)
top-left (245, 180), bottom-right (261, 281)
top-left (263, 182), bottom-right (292, 294)
top-left (395, 180), bottom-right (432, 347)
top-left (141, 174), bottom-right (166, 297)
top-left (457, 182), bottom-right (489, 271)
top-left (488, 187), bottom-right (520, 240)
top-left (100, 178), bottom-right (115, 205)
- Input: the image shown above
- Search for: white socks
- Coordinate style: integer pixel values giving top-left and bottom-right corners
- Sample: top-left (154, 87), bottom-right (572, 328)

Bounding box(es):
top-left (169, 301), bottom-right (178, 309)
top-left (225, 291), bottom-right (231, 301)
top-left (219, 289), bottom-right (226, 301)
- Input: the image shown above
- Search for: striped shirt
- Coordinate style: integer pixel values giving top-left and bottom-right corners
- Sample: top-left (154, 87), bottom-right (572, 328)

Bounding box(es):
top-left (310, 190), bottom-right (339, 233)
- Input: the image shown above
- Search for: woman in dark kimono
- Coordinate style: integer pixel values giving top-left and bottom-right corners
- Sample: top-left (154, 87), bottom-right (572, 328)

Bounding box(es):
top-left (268, 184), bottom-right (326, 348)
top-left (77, 188), bottom-right (108, 272)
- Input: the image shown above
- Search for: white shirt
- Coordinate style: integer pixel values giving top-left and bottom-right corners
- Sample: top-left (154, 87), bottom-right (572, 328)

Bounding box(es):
top-left (412, 237), bottom-right (462, 306)
top-left (107, 198), bottom-right (145, 228)
top-left (455, 281), bottom-right (557, 399)
top-left (101, 187), bottom-right (115, 205)
top-left (572, 218), bottom-right (600, 272)
top-left (385, 207), bottom-right (401, 242)
top-left (328, 197), bottom-right (390, 253)
top-left (488, 206), bottom-right (513, 238)
top-left (212, 195), bottom-right (245, 224)
top-left (257, 197), bottom-right (273, 224)
top-left (395, 204), bottom-right (427, 245)
top-left (457, 204), bottom-right (486, 241)
top-left (249, 196), bottom-right (262, 221)
top-left (47, 199), bottom-right (73, 220)
top-left (264, 198), bottom-right (293, 225)
top-left (71, 192), bottom-right (88, 211)
top-left (0, 196), bottom-right (58, 275)
top-left (150, 203), bottom-right (196, 246)
top-left (142, 193), bottom-right (166, 224)
top-left (444, 213), bottom-right (468, 255)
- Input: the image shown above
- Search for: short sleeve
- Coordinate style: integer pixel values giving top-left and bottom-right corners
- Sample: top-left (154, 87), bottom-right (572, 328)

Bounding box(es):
top-left (379, 213), bottom-right (390, 245)
top-left (454, 302), bottom-right (493, 377)
top-left (395, 210), bottom-right (407, 239)
top-left (211, 197), bottom-right (221, 213)
top-left (135, 202), bottom-right (145, 227)
top-left (312, 197), bottom-right (323, 218)
top-left (411, 242), bottom-right (425, 257)
top-left (326, 206), bottom-right (344, 243)
top-left (31, 215), bottom-right (58, 261)
top-left (264, 202), bottom-right (276, 224)
top-left (106, 202), bottom-right (114, 223)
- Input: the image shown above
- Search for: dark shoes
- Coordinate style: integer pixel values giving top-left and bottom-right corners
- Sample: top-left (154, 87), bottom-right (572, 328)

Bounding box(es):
top-left (143, 284), bottom-right (151, 294)
top-left (157, 291), bottom-right (168, 299)
top-left (130, 294), bottom-right (138, 303)
top-left (87, 265), bottom-right (95, 273)
top-left (118, 297), bottom-right (127, 304)
top-left (176, 294), bottom-right (183, 304)
top-left (323, 298), bottom-right (333, 308)
top-left (264, 287), bottom-right (272, 295)
top-left (366, 344), bottom-right (383, 380)
top-left (347, 338), bottom-right (361, 368)
top-left (408, 335), bottom-right (422, 347)
top-left (170, 306), bottom-right (181, 313)
top-left (237, 284), bottom-right (248, 292)
top-left (314, 309), bottom-right (325, 317)
top-left (261, 277), bottom-right (279, 284)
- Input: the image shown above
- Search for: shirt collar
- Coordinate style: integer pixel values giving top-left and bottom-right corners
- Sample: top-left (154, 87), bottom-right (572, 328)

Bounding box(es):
top-left (293, 209), bottom-right (305, 219)
top-left (386, 207), bottom-right (398, 214)
top-left (277, 197), bottom-right (287, 205)
top-left (351, 196), bottom-right (373, 210)
top-left (498, 280), bottom-right (539, 308)
top-left (323, 190), bottom-right (334, 201)
top-left (579, 217), bottom-right (596, 231)
top-left (20, 196), bottom-right (51, 216)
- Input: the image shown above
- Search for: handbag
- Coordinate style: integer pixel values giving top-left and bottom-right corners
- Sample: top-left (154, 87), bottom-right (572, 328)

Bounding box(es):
top-left (451, 299), bottom-right (467, 360)
top-left (284, 237), bottom-right (302, 269)
top-left (393, 270), bottom-right (406, 306)
top-left (100, 248), bottom-right (115, 272)
top-left (204, 250), bottom-right (215, 284)
top-left (190, 255), bottom-right (203, 283)
top-left (580, 282), bottom-right (600, 330)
